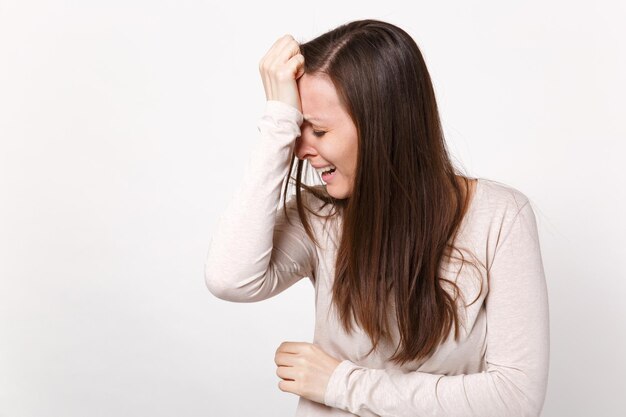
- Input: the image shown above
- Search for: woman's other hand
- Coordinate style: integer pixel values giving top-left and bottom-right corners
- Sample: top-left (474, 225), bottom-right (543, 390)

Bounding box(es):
top-left (275, 341), bottom-right (342, 404)
top-left (259, 34), bottom-right (305, 113)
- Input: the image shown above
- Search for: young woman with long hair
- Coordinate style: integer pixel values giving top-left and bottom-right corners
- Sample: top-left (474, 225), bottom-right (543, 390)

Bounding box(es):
top-left (205, 19), bottom-right (549, 417)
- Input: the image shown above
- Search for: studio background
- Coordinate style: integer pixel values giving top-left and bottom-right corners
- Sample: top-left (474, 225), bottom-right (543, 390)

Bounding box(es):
top-left (1, 0), bottom-right (624, 416)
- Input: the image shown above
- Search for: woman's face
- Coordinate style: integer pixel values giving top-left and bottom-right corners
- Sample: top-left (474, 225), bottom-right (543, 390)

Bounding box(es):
top-left (295, 73), bottom-right (358, 199)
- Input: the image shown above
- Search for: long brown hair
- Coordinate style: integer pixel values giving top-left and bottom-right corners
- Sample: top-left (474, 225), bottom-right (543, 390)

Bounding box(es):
top-left (280, 19), bottom-right (483, 366)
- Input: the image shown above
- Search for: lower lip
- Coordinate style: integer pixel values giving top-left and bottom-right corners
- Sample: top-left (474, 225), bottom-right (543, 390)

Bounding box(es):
top-left (321, 170), bottom-right (337, 183)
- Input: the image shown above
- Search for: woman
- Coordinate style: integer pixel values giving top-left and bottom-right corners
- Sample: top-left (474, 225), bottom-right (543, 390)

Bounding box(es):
top-left (205, 19), bottom-right (549, 417)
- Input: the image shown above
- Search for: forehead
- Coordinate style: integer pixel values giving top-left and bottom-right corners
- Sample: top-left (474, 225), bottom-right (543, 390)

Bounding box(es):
top-left (298, 74), bottom-right (343, 123)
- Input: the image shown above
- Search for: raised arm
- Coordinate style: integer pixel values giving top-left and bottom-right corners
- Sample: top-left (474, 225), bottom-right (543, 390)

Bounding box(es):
top-left (204, 100), bottom-right (317, 302)
top-left (205, 35), bottom-right (317, 303)
top-left (323, 200), bottom-right (550, 417)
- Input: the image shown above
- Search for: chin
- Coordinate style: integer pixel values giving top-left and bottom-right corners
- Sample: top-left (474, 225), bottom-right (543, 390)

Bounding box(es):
top-left (326, 185), bottom-right (350, 200)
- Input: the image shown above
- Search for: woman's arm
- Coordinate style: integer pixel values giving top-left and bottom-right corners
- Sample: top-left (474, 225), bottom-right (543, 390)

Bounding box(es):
top-left (323, 200), bottom-right (550, 417)
top-left (204, 100), bottom-right (317, 302)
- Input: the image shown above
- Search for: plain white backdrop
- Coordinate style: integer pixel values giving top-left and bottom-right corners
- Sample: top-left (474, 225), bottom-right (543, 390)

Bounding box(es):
top-left (1, 0), bottom-right (624, 416)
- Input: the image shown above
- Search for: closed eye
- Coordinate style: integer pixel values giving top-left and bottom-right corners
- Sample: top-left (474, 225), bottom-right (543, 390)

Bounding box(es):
top-left (313, 130), bottom-right (326, 137)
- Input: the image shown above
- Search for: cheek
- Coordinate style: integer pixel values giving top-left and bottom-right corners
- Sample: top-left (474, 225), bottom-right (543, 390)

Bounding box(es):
top-left (336, 153), bottom-right (356, 180)
top-left (344, 141), bottom-right (358, 174)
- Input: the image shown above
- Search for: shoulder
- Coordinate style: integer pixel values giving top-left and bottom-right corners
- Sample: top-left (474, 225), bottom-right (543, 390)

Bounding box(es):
top-left (469, 178), bottom-right (539, 243)
top-left (476, 178), bottom-right (532, 215)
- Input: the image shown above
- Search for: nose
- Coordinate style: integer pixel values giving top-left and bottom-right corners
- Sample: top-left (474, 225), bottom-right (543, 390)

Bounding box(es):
top-left (294, 125), bottom-right (318, 161)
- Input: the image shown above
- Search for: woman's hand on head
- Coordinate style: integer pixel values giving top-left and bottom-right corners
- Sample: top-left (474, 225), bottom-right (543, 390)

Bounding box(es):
top-left (259, 34), bottom-right (305, 113)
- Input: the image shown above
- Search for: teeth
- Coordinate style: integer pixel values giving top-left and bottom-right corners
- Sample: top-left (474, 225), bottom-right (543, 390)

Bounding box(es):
top-left (315, 165), bottom-right (336, 176)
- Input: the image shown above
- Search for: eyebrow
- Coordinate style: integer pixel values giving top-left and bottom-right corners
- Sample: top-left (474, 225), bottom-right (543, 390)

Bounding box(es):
top-left (303, 116), bottom-right (324, 123)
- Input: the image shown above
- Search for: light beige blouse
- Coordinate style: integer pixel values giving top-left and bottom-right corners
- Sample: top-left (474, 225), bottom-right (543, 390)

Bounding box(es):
top-left (205, 100), bottom-right (550, 417)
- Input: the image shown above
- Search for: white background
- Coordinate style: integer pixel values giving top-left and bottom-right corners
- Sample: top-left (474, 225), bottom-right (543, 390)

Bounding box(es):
top-left (1, 1), bottom-right (624, 416)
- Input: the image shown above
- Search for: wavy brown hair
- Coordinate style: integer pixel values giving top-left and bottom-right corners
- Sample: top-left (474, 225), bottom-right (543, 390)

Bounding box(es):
top-left (280, 19), bottom-right (484, 366)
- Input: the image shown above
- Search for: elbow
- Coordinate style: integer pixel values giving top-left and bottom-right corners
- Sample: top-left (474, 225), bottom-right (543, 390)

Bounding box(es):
top-left (204, 263), bottom-right (263, 303)
top-left (510, 396), bottom-right (546, 417)
top-left (204, 265), bottom-right (236, 301)
top-left (522, 385), bottom-right (548, 417)
top-left (490, 369), bottom-right (548, 417)
top-left (204, 243), bottom-right (239, 301)
top-left (506, 395), bottom-right (545, 417)
top-left (204, 271), bottom-right (224, 299)
top-left (204, 243), bottom-right (272, 303)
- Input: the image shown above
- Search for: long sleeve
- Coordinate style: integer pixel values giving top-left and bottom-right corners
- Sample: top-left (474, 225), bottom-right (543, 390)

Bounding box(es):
top-left (204, 100), bottom-right (318, 303)
top-left (323, 200), bottom-right (550, 417)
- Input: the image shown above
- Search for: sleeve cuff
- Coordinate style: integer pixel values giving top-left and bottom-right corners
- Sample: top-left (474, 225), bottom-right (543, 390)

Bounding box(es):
top-left (324, 359), bottom-right (363, 409)
top-left (264, 100), bottom-right (303, 126)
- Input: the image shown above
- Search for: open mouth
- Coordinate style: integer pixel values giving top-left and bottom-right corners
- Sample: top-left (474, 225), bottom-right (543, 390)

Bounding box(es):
top-left (321, 168), bottom-right (336, 182)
